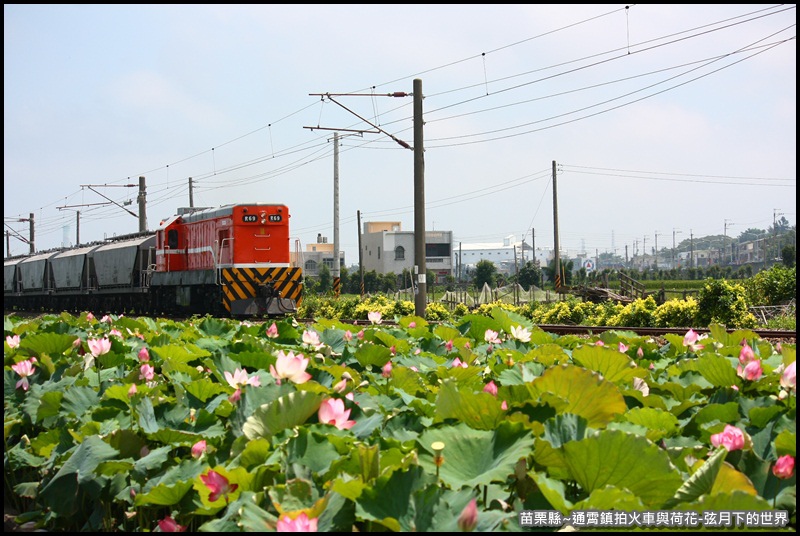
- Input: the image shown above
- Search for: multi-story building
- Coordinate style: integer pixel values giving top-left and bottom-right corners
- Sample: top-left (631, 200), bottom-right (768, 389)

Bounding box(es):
top-left (361, 222), bottom-right (454, 283)
top-left (455, 235), bottom-right (548, 275)
top-left (291, 234), bottom-right (345, 278)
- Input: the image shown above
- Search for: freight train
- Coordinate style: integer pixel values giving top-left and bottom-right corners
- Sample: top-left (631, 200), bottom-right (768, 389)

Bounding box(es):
top-left (3, 203), bottom-right (303, 318)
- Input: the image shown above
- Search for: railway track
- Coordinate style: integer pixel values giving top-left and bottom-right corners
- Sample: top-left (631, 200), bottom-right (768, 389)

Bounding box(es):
top-left (295, 319), bottom-right (795, 343)
top-left (5, 310), bottom-right (795, 343)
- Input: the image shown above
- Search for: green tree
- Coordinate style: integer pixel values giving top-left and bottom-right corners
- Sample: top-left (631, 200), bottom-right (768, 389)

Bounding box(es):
top-left (317, 264), bottom-right (332, 294)
top-left (543, 258), bottom-right (574, 287)
top-left (782, 245), bottom-right (796, 267)
top-left (474, 259), bottom-right (497, 289)
top-left (517, 261), bottom-right (543, 291)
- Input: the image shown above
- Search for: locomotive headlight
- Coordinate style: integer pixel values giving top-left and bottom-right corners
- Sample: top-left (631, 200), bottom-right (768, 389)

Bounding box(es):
top-left (260, 211), bottom-right (267, 224)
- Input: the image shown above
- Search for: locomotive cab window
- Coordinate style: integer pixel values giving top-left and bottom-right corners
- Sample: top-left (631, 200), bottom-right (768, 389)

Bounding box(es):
top-left (167, 230), bottom-right (179, 249)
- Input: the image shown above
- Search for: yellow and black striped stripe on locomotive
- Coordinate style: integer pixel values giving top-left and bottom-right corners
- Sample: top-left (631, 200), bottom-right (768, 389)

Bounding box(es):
top-left (220, 267), bottom-right (303, 314)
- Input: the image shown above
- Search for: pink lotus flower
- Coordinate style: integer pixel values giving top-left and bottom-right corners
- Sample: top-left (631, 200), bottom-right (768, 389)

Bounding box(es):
top-left (484, 329), bottom-right (501, 344)
top-left (266, 322), bottom-right (279, 338)
top-left (739, 343), bottom-right (755, 365)
top-left (101, 314), bottom-right (112, 323)
top-left (368, 311), bottom-right (382, 325)
top-left (682, 329), bottom-right (705, 352)
top-left (276, 512), bottom-right (318, 532)
top-left (225, 368), bottom-right (261, 389)
top-left (618, 342), bottom-right (629, 353)
top-left (11, 358), bottom-right (37, 391)
top-left (191, 440), bottom-right (207, 459)
top-left (88, 337), bottom-right (112, 357)
top-left (389, 345), bottom-right (396, 356)
top-left (86, 312), bottom-right (95, 321)
top-left (344, 330), bottom-right (353, 342)
top-left (772, 454), bottom-right (795, 479)
top-left (138, 347), bottom-right (150, 362)
top-left (637, 347), bottom-right (644, 358)
top-left (501, 400), bottom-right (508, 410)
top-left (683, 329), bottom-right (699, 346)
top-left (594, 340), bottom-right (605, 347)
top-left (302, 330), bottom-right (323, 349)
top-left (483, 380), bottom-right (498, 396)
top-left (140, 363), bottom-right (155, 381)
top-left (737, 360), bottom-right (763, 381)
top-left (109, 329), bottom-right (123, 338)
top-left (445, 340), bottom-right (454, 352)
top-left (270, 350), bottom-right (311, 385)
top-left (157, 516), bottom-right (187, 532)
top-left (228, 389), bottom-right (242, 404)
top-left (382, 361), bottom-right (393, 378)
top-left (408, 322), bottom-right (416, 328)
top-left (780, 361), bottom-right (796, 392)
top-left (510, 325), bottom-right (531, 343)
top-left (73, 337), bottom-right (82, 348)
top-left (200, 469), bottom-right (238, 503)
top-left (128, 384), bottom-right (138, 397)
top-left (318, 398), bottom-right (356, 430)
top-left (710, 424), bottom-right (745, 451)
top-left (6, 335), bottom-right (20, 349)
top-left (357, 330), bottom-right (364, 340)
top-left (451, 357), bottom-right (468, 368)
top-left (457, 498), bottom-right (478, 532)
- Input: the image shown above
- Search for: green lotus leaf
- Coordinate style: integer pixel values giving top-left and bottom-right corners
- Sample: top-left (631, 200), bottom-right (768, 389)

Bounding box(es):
top-left (624, 407), bottom-right (681, 442)
top-left (562, 430), bottom-right (683, 507)
top-left (682, 490), bottom-right (773, 512)
top-left (694, 354), bottom-right (741, 388)
top-left (749, 405), bottom-right (783, 428)
top-left (542, 413), bottom-right (590, 448)
top-left (774, 430), bottom-right (796, 457)
top-left (692, 402), bottom-right (740, 426)
top-left (662, 445), bottom-right (726, 509)
top-left (418, 421), bottom-right (535, 489)
top-left (16, 332), bottom-right (77, 362)
top-left (571, 344), bottom-right (641, 384)
top-left (573, 485), bottom-right (647, 511)
top-left (355, 466), bottom-right (438, 532)
top-left (526, 343), bottom-right (570, 367)
top-left (529, 471), bottom-right (574, 515)
top-left (710, 461), bottom-right (758, 496)
top-left (151, 343), bottom-right (211, 364)
top-left (184, 377), bottom-right (229, 402)
top-left (286, 428), bottom-right (345, 475)
top-left (434, 379), bottom-right (505, 430)
top-left (457, 314), bottom-right (502, 343)
top-left (61, 384), bottom-right (100, 421)
top-left (242, 390), bottom-right (325, 440)
top-left (39, 436), bottom-right (119, 515)
top-left (354, 342), bottom-right (392, 368)
top-left (134, 480), bottom-right (193, 506)
top-left (528, 364), bottom-right (626, 428)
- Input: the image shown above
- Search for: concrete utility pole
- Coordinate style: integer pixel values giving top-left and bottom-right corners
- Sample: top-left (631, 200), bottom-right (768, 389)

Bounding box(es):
top-left (333, 132), bottom-right (340, 297)
top-left (690, 229), bottom-right (694, 268)
top-left (138, 176), bottom-right (147, 232)
top-left (357, 210), bottom-right (364, 297)
top-left (724, 219), bottom-right (734, 265)
top-left (413, 78), bottom-right (426, 318)
top-left (189, 177), bottom-right (194, 208)
top-left (672, 228), bottom-right (682, 268)
top-left (552, 161), bottom-right (560, 290)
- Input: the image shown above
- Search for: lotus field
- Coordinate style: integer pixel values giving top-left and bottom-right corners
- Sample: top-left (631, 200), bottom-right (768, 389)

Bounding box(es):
top-left (3, 310), bottom-right (797, 532)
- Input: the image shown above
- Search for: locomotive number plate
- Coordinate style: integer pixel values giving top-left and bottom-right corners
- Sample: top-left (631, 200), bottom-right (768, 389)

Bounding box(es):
top-left (242, 215), bottom-right (258, 222)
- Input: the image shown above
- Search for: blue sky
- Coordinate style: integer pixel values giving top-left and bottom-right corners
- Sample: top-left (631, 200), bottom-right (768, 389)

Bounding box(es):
top-left (4, 4), bottom-right (796, 264)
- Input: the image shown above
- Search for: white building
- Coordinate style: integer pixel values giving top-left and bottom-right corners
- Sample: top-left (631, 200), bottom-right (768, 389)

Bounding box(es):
top-left (456, 235), bottom-right (552, 275)
top-left (361, 222), bottom-right (454, 283)
top-left (291, 234), bottom-right (345, 278)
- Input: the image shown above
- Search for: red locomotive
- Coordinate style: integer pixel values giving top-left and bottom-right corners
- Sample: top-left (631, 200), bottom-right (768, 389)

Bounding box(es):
top-left (4, 203), bottom-right (303, 317)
